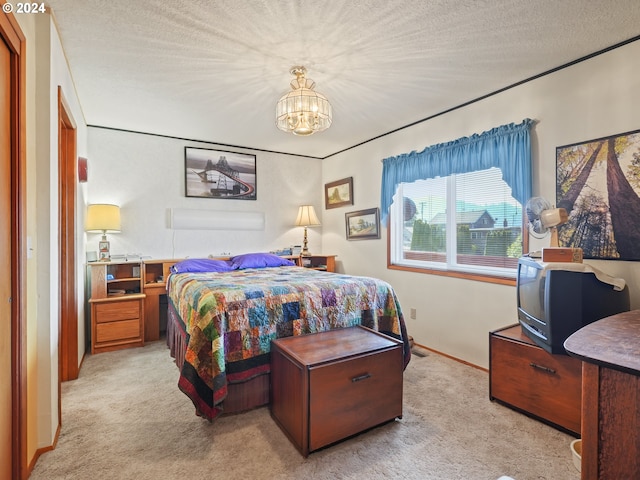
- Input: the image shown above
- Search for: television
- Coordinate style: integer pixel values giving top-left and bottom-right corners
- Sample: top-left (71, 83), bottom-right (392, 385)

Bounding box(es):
top-left (516, 256), bottom-right (630, 354)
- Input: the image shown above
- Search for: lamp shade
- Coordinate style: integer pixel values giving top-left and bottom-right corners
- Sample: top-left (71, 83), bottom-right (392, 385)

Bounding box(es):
top-left (85, 204), bottom-right (121, 233)
top-left (294, 205), bottom-right (321, 227)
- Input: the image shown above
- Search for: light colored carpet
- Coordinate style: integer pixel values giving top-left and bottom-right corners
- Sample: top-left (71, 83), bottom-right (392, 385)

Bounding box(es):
top-left (31, 340), bottom-right (580, 480)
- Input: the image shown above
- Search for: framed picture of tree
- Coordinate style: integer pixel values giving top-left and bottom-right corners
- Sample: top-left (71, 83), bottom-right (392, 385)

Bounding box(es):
top-left (556, 128), bottom-right (640, 260)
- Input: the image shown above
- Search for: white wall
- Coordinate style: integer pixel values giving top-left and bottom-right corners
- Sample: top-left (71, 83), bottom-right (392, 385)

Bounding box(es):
top-left (86, 129), bottom-right (323, 260)
top-left (14, 10), bottom-right (88, 460)
top-left (26, 13), bottom-right (88, 450)
top-left (323, 40), bottom-right (640, 368)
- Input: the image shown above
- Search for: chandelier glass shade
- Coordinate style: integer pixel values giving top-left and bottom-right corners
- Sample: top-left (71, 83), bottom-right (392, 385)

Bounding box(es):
top-left (276, 66), bottom-right (332, 136)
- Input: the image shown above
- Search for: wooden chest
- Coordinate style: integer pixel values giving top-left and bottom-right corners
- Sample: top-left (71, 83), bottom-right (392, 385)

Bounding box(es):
top-left (270, 326), bottom-right (403, 456)
top-left (489, 324), bottom-right (582, 436)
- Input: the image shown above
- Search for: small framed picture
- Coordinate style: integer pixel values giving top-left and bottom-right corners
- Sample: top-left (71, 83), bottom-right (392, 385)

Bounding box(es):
top-left (345, 208), bottom-right (380, 240)
top-left (325, 177), bottom-right (353, 209)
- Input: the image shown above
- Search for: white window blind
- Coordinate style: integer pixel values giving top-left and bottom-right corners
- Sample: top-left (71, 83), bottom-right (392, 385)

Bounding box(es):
top-left (390, 167), bottom-right (523, 277)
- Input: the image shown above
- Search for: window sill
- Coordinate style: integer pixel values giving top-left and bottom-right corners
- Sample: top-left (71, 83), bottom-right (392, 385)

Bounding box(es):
top-left (387, 263), bottom-right (516, 286)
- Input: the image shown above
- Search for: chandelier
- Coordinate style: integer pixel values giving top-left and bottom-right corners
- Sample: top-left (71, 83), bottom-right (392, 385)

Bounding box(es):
top-left (276, 66), bottom-right (332, 136)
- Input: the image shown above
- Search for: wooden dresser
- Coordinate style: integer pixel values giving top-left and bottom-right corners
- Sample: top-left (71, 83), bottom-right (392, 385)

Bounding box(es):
top-left (490, 324), bottom-right (582, 436)
top-left (270, 326), bottom-right (403, 456)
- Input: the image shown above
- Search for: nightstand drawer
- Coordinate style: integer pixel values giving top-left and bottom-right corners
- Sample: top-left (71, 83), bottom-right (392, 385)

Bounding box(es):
top-left (96, 319), bottom-right (141, 343)
top-left (95, 299), bottom-right (141, 323)
top-left (89, 295), bottom-right (145, 354)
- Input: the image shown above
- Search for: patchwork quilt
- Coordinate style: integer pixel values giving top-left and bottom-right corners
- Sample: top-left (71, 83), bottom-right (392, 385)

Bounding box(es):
top-left (167, 266), bottom-right (410, 421)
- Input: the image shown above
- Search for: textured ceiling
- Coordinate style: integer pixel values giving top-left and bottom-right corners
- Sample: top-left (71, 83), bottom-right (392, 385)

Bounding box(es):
top-left (46, 0), bottom-right (640, 158)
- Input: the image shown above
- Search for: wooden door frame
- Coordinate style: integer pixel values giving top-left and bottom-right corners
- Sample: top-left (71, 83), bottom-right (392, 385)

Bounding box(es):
top-left (1, 7), bottom-right (27, 479)
top-left (58, 87), bottom-right (79, 384)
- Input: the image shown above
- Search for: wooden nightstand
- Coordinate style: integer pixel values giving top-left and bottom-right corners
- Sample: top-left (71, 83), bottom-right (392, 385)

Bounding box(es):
top-left (88, 261), bottom-right (145, 354)
top-left (289, 254), bottom-right (337, 272)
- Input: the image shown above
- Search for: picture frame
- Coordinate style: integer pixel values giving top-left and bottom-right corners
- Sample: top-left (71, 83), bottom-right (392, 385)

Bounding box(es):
top-left (345, 208), bottom-right (381, 240)
top-left (184, 147), bottom-right (257, 200)
top-left (556, 128), bottom-right (640, 260)
top-left (325, 177), bottom-right (353, 209)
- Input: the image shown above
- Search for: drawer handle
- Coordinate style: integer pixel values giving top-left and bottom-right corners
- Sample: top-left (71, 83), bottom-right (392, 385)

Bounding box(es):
top-left (351, 373), bottom-right (372, 383)
top-left (529, 362), bottom-right (556, 375)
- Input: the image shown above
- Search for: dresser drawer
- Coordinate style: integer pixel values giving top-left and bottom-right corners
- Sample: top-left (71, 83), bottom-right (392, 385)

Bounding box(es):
top-left (94, 299), bottom-right (141, 323)
top-left (490, 330), bottom-right (581, 434)
top-left (309, 348), bottom-right (402, 451)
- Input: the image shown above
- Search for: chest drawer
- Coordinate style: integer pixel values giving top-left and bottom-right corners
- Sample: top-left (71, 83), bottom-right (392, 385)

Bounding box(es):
top-left (490, 325), bottom-right (581, 435)
top-left (309, 348), bottom-right (402, 451)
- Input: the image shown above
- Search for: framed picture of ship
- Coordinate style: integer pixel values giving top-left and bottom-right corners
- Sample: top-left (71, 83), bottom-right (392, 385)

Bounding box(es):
top-left (184, 147), bottom-right (257, 200)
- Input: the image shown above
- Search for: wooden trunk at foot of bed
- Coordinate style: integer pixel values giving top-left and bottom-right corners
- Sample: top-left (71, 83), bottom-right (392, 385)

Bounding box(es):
top-left (167, 307), bottom-right (270, 414)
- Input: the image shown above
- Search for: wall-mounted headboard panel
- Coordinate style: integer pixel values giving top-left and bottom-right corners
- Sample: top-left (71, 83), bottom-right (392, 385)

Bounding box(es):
top-left (169, 208), bottom-right (265, 231)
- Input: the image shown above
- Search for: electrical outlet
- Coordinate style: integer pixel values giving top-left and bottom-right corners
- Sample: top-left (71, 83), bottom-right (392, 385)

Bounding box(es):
top-left (410, 308), bottom-right (416, 320)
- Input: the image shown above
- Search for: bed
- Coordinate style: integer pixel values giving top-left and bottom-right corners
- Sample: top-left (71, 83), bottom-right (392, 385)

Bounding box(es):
top-left (166, 253), bottom-right (411, 421)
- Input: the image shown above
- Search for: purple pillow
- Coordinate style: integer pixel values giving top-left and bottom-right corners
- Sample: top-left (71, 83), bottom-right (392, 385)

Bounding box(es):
top-left (230, 252), bottom-right (295, 270)
top-left (170, 258), bottom-right (234, 274)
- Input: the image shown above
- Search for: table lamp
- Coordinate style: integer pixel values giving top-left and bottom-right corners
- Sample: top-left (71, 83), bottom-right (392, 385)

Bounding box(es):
top-left (85, 204), bottom-right (121, 261)
top-left (294, 205), bottom-right (321, 256)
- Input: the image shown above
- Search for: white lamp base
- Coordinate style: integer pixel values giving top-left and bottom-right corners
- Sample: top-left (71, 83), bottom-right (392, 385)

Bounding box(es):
top-left (98, 234), bottom-right (111, 261)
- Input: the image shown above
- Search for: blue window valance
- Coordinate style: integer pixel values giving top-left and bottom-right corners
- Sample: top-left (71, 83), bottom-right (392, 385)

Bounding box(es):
top-left (380, 119), bottom-right (533, 226)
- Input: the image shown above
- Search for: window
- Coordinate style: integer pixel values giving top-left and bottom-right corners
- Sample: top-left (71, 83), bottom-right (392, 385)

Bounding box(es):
top-left (389, 167), bottom-right (523, 277)
top-left (380, 119), bottom-right (533, 282)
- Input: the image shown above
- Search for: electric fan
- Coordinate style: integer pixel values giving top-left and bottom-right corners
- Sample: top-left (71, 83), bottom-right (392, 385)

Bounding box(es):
top-left (525, 197), bottom-right (568, 247)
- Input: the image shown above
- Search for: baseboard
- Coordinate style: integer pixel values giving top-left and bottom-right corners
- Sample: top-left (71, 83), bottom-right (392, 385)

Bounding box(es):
top-left (28, 422), bottom-right (60, 476)
top-left (412, 341), bottom-right (488, 373)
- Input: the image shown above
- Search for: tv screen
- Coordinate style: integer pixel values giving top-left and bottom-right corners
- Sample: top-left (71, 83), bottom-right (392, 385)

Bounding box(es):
top-left (517, 260), bottom-right (545, 326)
top-left (516, 257), bottom-right (630, 354)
